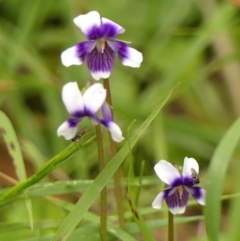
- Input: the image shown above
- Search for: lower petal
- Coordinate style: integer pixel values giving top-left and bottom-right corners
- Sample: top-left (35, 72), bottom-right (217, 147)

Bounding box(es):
top-left (107, 40), bottom-right (143, 68)
top-left (61, 41), bottom-right (95, 67)
top-left (152, 191), bottom-right (165, 209)
top-left (185, 186), bottom-right (205, 205)
top-left (86, 44), bottom-right (115, 80)
top-left (57, 119), bottom-right (79, 140)
top-left (165, 187), bottom-right (189, 215)
top-left (107, 122), bottom-right (124, 142)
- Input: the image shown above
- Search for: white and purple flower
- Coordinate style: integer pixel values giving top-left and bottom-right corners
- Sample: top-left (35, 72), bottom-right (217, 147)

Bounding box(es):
top-left (61, 11), bottom-right (143, 80)
top-left (57, 82), bottom-right (124, 142)
top-left (152, 157), bottom-right (205, 215)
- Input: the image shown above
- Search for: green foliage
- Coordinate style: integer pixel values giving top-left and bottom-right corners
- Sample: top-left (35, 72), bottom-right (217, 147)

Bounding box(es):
top-left (1, 0), bottom-right (240, 240)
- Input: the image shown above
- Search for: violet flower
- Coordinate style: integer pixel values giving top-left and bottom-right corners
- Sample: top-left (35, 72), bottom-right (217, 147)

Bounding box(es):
top-left (152, 157), bottom-right (205, 214)
top-left (61, 11), bottom-right (143, 80)
top-left (57, 82), bottom-right (124, 142)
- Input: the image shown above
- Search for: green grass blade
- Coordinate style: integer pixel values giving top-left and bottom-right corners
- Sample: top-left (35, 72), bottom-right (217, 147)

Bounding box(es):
top-left (0, 132), bottom-right (95, 204)
top-left (205, 118), bottom-right (240, 241)
top-left (0, 110), bottom-right (27, 181)
top-left (51, 84), bottom-right (177, 241)
top-left (0, 111), bottom-right (34, 228)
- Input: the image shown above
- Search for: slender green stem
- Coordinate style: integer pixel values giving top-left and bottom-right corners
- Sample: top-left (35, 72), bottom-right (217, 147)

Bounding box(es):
top-left (168, 211), bottom-right (174, 241)
top-left (103, 78), bottom-right (126, 230)
top-left (95, 125), bottom-right (107, 241)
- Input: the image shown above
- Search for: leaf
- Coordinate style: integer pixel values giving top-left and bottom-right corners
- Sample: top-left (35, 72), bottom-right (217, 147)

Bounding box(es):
top-left (51, 84), bottom-right (177, 241)
top-left (0, 131), bottom-right (96, 204)
top-left (0, 110), bottom-right (33, 229)
top-left (205, 118), bottom-right (240, 241)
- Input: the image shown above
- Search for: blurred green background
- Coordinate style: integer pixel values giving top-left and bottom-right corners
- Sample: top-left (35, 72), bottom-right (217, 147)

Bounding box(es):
top-left (1, 0), bottom-right (240, 240)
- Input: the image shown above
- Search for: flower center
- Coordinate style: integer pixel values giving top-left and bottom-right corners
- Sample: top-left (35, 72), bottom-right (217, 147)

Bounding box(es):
top-left (96, 38), bottom-right (106, 53)
top-left (177, 186), bottom-right (184, 199)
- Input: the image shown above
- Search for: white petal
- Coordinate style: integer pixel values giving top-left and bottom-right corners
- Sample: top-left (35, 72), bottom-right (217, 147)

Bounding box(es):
top-left (101, 17), bottom-right (125, 36)
top-left (57, 121), bottom-right (78, 140)
top-left (62, 82), bottom-right (84, 115)
top-left (196, 189), bottom-right (206, 205)
top-left (154, 160), bottom-right (181, 185)
top-left (90, 70), bottom-right (111, 81)
top-left (83, 83), bottom-right (106, 114)
top-left (121, 46), bottom-right (143, 67)
top-left (61, 46), bottom-right (83, 67)
top-left (185, 187), bottom-right (205, 206)
top-left (169, 206), bottom-right (186, 215)
top-left (107, 122), bottom-right (124, 142)
top-left (182, 157), bottom-right (199, 177)
top-left (152, 192), bottom-right (164, 209)
top-left (73, 11), bottom-right (101, 38)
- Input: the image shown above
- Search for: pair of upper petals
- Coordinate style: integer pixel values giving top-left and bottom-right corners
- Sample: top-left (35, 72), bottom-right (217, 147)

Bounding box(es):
top-left (61, 11), bottom-right (143, 80)
top-left (154, 157), bottom-right (199, 186)
top-left (74, 11), bottom-right (125, 40)
top-left (62, 82), bottom-right (106, 117)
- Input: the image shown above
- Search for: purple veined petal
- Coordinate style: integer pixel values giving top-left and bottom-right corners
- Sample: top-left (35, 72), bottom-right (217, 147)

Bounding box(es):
top-left (152, 191), bottom-right (165, 209)
top-left (61, 42), bottom-right (96, 67)
top-left (185, 186), bottom-right (205, 205)
top-left (154, 160), bottom-right (181, 186)
top-left (62, 82), bottom-right (85, 116)
top-left (101, 17), bottom-right (125, 38)
top-left (73, 11), bottom-right (102, 40)
top-left (165, 187), bottom-right (189, 215)
top-left (106, 121), bottom-right (124, 142)
top-left (83, 83), bottom-right (106, 115)
top-left (107, 40), bottom-right (143, 68)
top-left (86, 44), bottom-right (115, 80)
top-left (57, 120), bottom-right (78, 140)
top-left (182, 157), bottom-right (199, 178)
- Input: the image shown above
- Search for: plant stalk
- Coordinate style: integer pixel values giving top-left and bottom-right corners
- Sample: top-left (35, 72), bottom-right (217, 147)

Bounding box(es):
top-left (168, 211), bottom-right (174, 241)
top-left (95, 125), bottom-right (107, 240)
top-left (103, 78), bottom-right (126, 230)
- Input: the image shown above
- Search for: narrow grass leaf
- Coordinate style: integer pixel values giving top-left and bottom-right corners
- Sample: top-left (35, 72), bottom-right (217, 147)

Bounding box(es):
top-left (0, 132), bottom-right (95, 204)
top-left (205, 118), bottom-right (240, 241)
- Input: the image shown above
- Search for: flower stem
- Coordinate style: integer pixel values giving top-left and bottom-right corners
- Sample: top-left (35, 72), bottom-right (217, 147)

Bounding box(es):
top-left (168, 211), bottom-right (174, 241)
top-left (103, 78), bottom-right (126, 230)
top-left (95, 125), bottom-right (107, 240)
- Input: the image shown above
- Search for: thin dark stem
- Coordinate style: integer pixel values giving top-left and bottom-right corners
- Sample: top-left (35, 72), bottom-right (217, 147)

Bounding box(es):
top-left (168, 211), bottom-right (174, 241)
top-left (95, 125), bottom-right (107, 240)
top-left (103, 78), bottom-right (126, 230)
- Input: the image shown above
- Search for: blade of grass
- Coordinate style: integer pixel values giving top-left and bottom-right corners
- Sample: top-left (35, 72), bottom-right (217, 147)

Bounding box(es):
top-left (0, 110), bottom-right (33, 229)
top-left (205, 117), bottom-right (240, 241)
top-left (0, 131), bottom-right (96, 205)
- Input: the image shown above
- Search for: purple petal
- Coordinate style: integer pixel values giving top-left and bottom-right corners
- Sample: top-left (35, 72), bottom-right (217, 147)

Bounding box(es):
top-left (57, 119), bottom-right (79, 140)
top-left (61, 82), bottom-right (84, 117)
top-left (107, 40), bottom-right (143, 68)
top-left (106, 121), bottom-right (124, 142)
top-left (101, 17), bottom-right (125, 38)
top-left (101, 103), bottom-right (112, 123)
top-left (61, 42), bottom-right (96, 67)
top-left (86, 44), bottom-right (115, 80)
top-left (182, 157), bottom-right (199, 178)
top-left (83, 83), bottom-right (106, 115)
top-left (185, 186), bottom-right (205, 205)
top-left (154, 160), bottom-right (181, 186)
top-left (73, 11), bottom-right (102, 40)
top-left (152, 191), bottom-right (165, 209)
top-left (165, 187), bottom-right (189, 214)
